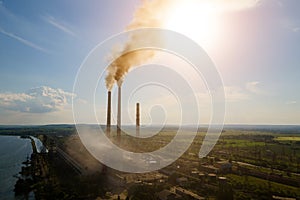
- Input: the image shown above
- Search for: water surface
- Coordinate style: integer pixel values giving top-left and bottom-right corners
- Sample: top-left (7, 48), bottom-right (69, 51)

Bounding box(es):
top-left (0, 136), bottom-right (32, 200)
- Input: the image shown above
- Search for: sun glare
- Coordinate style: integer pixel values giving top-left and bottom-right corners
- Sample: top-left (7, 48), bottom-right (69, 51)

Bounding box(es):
top-left (164, 1), bottom-right (221, 49)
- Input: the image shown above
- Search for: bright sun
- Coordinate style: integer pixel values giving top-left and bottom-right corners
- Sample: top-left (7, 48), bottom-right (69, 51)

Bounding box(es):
top-left (164, 1), bottom-right (221, 49)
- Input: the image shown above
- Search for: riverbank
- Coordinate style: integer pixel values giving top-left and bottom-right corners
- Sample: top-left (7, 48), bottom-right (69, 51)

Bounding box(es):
top-left (0, 135), bottom-right (33, 200)
top-left (14, 135), bottom-right (49, 199)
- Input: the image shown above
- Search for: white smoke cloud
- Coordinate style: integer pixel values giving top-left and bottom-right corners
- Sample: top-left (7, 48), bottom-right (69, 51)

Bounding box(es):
top-left (0, 86), bottom-right (75, 113)
top-left (105, 0), bottom-right (261, 90)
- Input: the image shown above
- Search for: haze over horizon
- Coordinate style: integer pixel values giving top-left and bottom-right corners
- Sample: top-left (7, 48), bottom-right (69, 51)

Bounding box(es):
top-left (0, 0), bottom-right (300, 125)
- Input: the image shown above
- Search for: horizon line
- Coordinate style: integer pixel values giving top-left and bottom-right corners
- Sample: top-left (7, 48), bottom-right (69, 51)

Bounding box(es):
top-left (0, 123), bottom-right (300, 126)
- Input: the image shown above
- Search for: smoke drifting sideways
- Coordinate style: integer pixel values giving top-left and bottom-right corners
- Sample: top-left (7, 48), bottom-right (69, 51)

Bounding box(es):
top-left (104, 0), bottom-right (262, 90)
top-left (105, 0), bottom-right (171, 90)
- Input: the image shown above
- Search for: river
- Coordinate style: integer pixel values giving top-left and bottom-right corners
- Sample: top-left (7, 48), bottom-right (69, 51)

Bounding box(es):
top-left (0, 135), bottom-right (46, 200)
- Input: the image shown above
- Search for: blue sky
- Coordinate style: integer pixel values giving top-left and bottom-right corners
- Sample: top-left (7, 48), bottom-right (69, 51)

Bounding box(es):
top-left (0, 0), bottom-right (299, 125)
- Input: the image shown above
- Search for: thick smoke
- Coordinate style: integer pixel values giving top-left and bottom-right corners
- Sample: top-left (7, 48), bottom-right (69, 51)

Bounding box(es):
top-left (105, 64), bottom-right (117, 91)
top-left (105, 0), bottom-right (169, 89)
top-left (104, 0), bottom-right (260, 90)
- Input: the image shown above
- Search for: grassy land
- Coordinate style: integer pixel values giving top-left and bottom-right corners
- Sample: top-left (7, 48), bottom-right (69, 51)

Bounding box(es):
top-left (1, 125), bottom-right (300, 199)
top-left (227, 174), bottom-right (300, 198)
top-left (274, 136), bottom-right (300, 141)
top-left (223, 139), bottom-right (266, 147)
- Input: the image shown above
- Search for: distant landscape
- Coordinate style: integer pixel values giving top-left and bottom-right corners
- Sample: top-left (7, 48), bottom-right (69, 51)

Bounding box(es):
top-left (1, 0), bottom-right (300, 200)
top-left (0, 124), bottom-right (299, 199)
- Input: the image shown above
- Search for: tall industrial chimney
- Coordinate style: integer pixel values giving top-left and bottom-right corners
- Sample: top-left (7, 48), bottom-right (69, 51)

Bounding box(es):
top-left (136, 103), bottom-right (140, 127)
top-left (106, 91), bottom-right (111, 134)
top-left (136, 103), bottom-right (140, 137)
top-left (117, 86), bottom-right (121, 138)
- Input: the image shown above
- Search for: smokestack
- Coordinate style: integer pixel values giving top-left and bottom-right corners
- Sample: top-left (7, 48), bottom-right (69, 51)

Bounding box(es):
top-left (106, 91), bottom-right (111, 134)
top-left (136, 103), bottom-right (140, 127)
top-left (117, 85), bottom-right (121, 137)
top-left (136, 103), bottom-right (140, 137)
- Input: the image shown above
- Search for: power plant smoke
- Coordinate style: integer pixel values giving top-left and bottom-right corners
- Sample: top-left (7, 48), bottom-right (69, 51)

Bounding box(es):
top-left (104, 0), bottom-right (255, 89)
top-left (104, 0), bottom-right (171, 139)
top-left (105, 0), bottom-right (170, 89)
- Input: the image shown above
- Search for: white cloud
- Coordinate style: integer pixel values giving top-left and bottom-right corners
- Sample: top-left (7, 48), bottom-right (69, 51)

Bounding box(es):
top-left (0, 86), bottom-right (75, 113)
top-left (173, 0), bottom-right (261, 12)
top-left (194, 87), bottom-right (248, 104)
top-left (0, 27), bottom-right (48, 52)
top-left (211, 0), bottom-right (261, 11)
top-left (293, 27), bottom-right (300, 32)
top-left (0, 3), bottom-right (49, 52)
top-left (224, 86), bottom-right (249, 102)
top-left (246, 81), bottom-right (264, 94)
top-left (286, 100), bottom-right (297, 105)
top-left (280, 18), bottom-right (300, 33)
top-left (43, 15), bottom-right (76, 36)
top-left (194, 82), bottom-right (264, 104)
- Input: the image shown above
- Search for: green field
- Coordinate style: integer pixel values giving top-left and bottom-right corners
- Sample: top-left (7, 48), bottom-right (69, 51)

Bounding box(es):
top-left (227, 174), bottom-right (300, 198)
top-left (223, 139), bottom-right (266, 147)
top-left (274, 136), bottom-right (300, 141)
